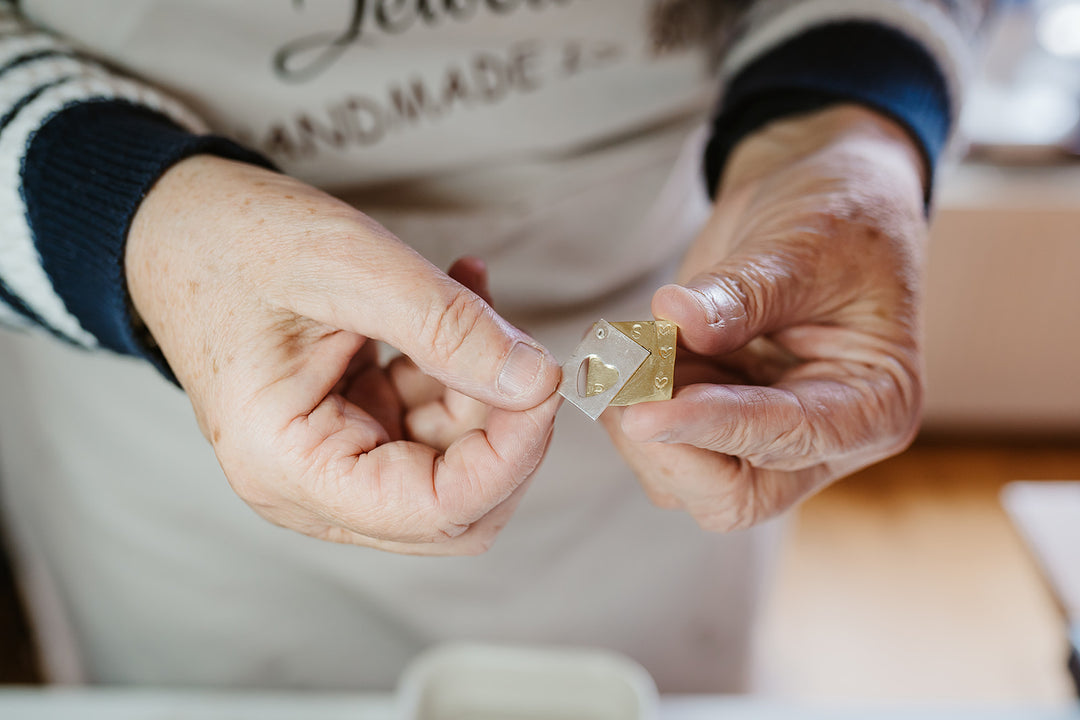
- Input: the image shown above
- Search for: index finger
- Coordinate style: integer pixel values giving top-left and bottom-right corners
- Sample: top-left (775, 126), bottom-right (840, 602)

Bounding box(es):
top-left (317, 391), bottom-right (561, 544)
top-left (434, 390), bottom-right (561, 526)
top-left (621, 333), bottom-right (918, 469)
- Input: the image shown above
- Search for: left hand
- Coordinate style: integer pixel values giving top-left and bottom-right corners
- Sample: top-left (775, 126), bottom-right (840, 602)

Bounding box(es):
top-left (600, 105), bottom-right (928, 532)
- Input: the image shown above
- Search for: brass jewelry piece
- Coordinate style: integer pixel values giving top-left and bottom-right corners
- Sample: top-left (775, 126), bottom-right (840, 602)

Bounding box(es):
top-left (607, 320), bottom-right (677, 406)
top-left (558, 319), bottom-right (678, 420)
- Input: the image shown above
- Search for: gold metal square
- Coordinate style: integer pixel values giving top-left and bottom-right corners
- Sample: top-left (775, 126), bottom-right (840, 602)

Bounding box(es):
top-left (605, 320), bottom-right (677, 406)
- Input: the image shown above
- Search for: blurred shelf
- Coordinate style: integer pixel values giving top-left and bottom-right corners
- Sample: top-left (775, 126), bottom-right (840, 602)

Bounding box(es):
top-left (923, 160), bottom-right (1080, 432)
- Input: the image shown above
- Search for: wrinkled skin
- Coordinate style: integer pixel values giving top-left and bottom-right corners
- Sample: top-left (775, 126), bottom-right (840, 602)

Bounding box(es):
top-left (127, 102), bottom-right (926, 552)
top-left (126, 157), bottom-right (561, 555)
top-left (601, 105), bottom-right (928, 532)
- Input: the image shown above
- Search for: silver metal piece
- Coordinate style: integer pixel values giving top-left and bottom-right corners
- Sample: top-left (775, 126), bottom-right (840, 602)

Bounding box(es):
top-left (558, 319), bottom-right (649, 420)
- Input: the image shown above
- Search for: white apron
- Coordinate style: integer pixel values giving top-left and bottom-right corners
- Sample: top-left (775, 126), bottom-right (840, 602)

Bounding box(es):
top-left (0, 0), bottom-right (786, 690)
top-left (0, 117), bottom-right (779, 693)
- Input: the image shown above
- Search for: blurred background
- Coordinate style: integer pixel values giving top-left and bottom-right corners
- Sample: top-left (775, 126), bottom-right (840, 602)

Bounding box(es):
top-left (762, 0), bottom-right (1080, 702)
top-left (2, 0), bottom-right (1079, 704)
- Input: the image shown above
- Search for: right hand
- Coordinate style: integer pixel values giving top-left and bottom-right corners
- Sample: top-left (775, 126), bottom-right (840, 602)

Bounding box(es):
top-left (125, 156), bottom-right (561, 555)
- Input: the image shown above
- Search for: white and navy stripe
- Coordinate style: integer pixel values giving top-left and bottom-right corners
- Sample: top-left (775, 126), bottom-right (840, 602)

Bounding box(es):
top-left (704, 0), bottom-right (994, 202)
top-left (0, 10), bottom-right (202, 343)
top-left (0, 2), bottom-right (270, 374)
top-left (721, 0), bottom-right (986, 120)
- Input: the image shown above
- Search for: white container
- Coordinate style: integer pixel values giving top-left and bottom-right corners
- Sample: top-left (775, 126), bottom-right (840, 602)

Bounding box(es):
top-left (396, 643), bottom-right (660, 720)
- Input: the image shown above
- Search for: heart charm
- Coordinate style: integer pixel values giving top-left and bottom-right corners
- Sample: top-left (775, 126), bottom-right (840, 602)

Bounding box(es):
top-left (584, 355), bottom-right (620, 397)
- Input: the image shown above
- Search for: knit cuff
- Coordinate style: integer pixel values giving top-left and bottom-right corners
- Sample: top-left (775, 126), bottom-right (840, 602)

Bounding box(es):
top-left (705, 21), bottom-right (952, 206)
top-left (21, 100), bottom-right (275, 378)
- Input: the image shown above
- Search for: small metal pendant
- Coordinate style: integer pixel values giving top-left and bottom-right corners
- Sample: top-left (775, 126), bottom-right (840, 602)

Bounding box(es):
top-left (558, 319), bottom-right (677, 420)
top-left (607, 320), bottom-right (677, 406)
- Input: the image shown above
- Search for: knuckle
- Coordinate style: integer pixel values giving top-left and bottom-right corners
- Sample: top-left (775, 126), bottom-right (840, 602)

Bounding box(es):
top-left (888, 425), bottom-right (918, 457)
top-left (691, 508), bottom-right (745, 534)
top-left (714, 247), bottom-right (815, 331)
top-left (421, 287), bottom-right (490, 366)
top-left (643, 486), bottom-right (682, 510)
top-left (698, 387), bottom-right (806, 461)
top-left (870, 357), bottom-right (924, 459)
top-left (689, 466), bottom-right (759, 533)
top-left (883, 392), bottom-right (921, 457)
top-left (463, 530), bottom-right (498, 556)
top-left (713, 257), bottom-right (789, 319)
top-left (219, 454), bottom-right (283, 513)
top-left (722, 388), bottom-right (771, 447)
top-left (709, 271), bottom-right (759, 323)
top-left (435, 473), bottom-right (487, 527)
top-left (312, 524), bottom-right (364, 545)
top-left (432, 520), bottom-right (471, 543)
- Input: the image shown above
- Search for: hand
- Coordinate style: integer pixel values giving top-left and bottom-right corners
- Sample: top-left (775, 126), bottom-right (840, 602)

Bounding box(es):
top-left (125, 156), bottom-right (561, 555)
top-left (600, 105), bottom-right (928, 531)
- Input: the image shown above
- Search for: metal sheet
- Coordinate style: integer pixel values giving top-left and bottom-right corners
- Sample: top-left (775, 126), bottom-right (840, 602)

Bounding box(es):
top-left (608, 320), bottom-right (677, 406)
top-left (557, 320), bottom-right (649, 420)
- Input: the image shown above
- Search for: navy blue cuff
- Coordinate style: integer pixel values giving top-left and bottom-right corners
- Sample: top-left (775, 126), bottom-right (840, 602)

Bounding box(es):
top-left (705, 21), bottom-right (952, 206)
top-left (21, 100), bottom-right (275, 380)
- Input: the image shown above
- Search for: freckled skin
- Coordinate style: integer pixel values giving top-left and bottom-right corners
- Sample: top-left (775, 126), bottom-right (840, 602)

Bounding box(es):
top-left (124, 156), bottom-right (561, 555)
top-left (123, 103), bottom-right (923, 545)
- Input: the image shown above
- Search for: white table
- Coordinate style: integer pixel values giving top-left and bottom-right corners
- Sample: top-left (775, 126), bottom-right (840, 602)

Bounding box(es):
top-left (1, 689), bottom-right (1079, 719)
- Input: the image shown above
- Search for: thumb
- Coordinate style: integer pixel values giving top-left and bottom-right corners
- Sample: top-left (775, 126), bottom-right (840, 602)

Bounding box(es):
top-left (447, 256), bottom-right (494, 306)
top-left (652, 255), bottom-right (812, 356)
top-left (355, 248), bottom-right (559, 411)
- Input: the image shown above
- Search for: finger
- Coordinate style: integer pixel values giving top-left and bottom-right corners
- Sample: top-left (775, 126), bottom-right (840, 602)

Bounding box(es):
top-left (392, 259), bottom-right (495, 450)
top-left (402, 255), bottom-right (496, 445)
top-left (404, 389), bottom-right (490, 453)
top-left (388, 354), bottom-right (491, 452)
top-left (433, 390), bottom-right (561, 526)
top-left (448, 256), bottom-right (493, 306)
top-left (620, 383), bottom-right (810, 466)
top-left (598, 406), bottom-right (688, 510)
top-left (415, 460), bottom-right (538, 555)
top-left (622, 356), bottom-right (913, 471)
top-left (700, 336), bottom-right (801, 386)
top-left (336, 344), bottom-right (404, 441)
top-left (312, 469), bottom-right (540, 555)
top-left (296, 393), bottom-right (392, 462)
top-left (236, 325), bottom-right (369, 433)
top-left (301, 233), bottom-right (559, 411)
top-left (602, 407), bottom-right (828, 531)
top-left (672, 351), bottom-right (749, 387)
top-left (387, 355), bottom-right (445, 409)
top-left (651, 251), bottom-right (814, 357)
top-left (305, 391), bottom-right (559, 544)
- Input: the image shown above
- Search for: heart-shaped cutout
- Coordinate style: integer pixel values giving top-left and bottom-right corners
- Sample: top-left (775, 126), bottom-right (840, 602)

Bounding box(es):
top-left (582, 354), bottom-right (620, 397)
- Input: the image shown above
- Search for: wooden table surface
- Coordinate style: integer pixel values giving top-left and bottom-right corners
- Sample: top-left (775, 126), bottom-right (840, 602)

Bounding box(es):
top-left (756, 438), bottom-right (1080, 703)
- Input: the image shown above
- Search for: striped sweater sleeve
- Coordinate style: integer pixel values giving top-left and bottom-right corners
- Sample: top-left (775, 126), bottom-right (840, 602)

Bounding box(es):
top-left (0, 1), bottom-right (269, 369)
top-left (704, 0), bottom-right (997, 200)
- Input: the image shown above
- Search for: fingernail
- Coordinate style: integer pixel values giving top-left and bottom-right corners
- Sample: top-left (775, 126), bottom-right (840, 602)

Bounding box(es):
top-left (498, 342), bottom-right (544, 399)
top-left (650, 431), bottom-right (672, 443)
